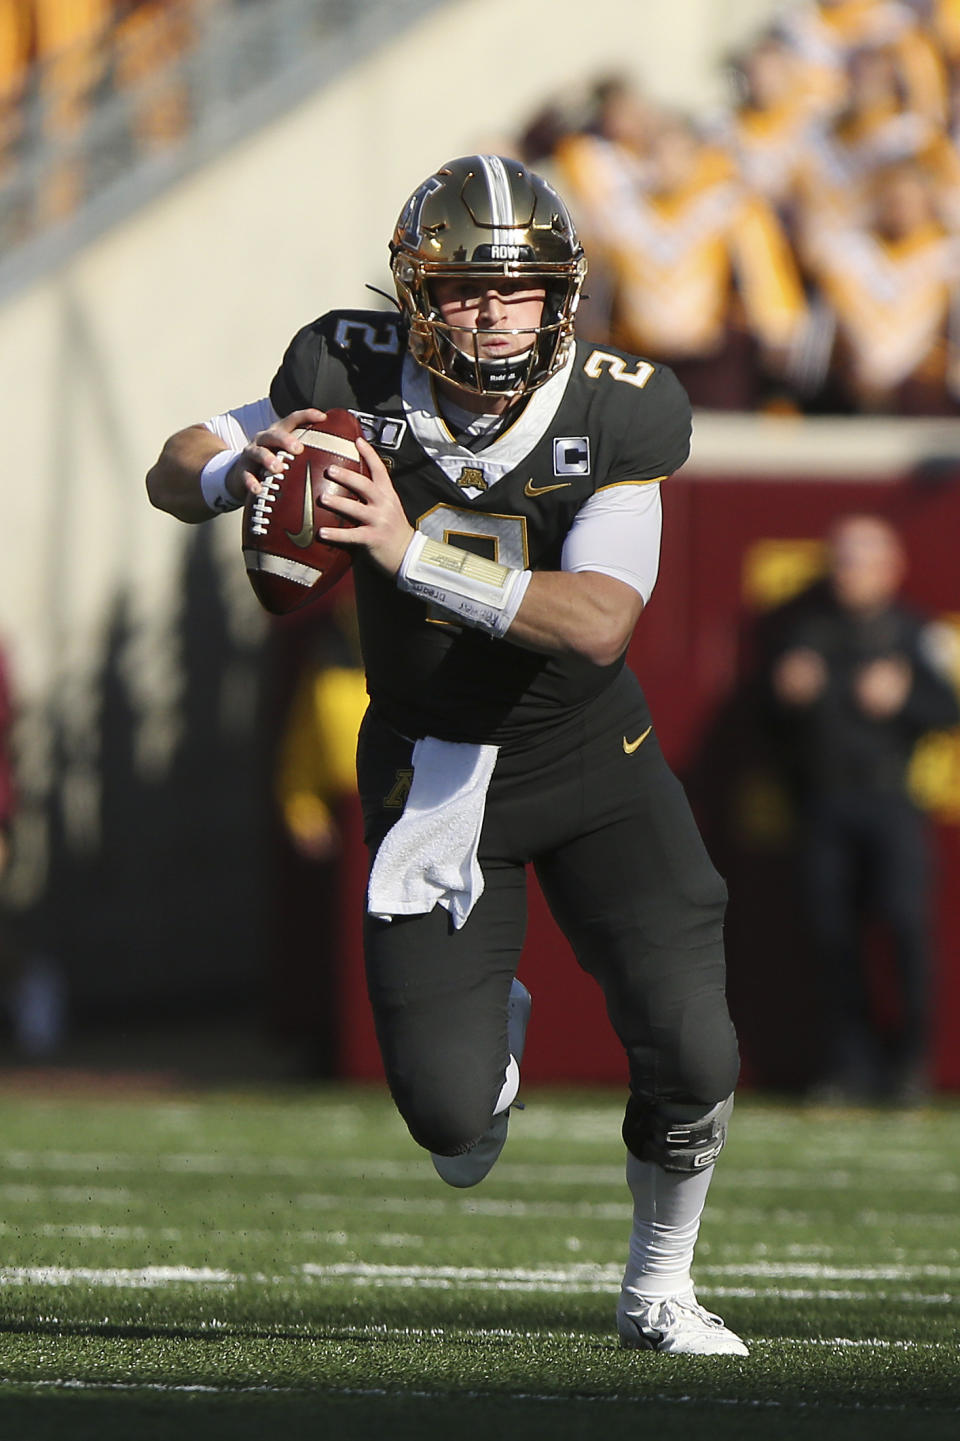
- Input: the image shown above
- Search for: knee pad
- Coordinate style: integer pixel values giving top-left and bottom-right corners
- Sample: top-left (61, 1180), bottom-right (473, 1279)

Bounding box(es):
top-left (623, 1093), bottom-right (734, 1173)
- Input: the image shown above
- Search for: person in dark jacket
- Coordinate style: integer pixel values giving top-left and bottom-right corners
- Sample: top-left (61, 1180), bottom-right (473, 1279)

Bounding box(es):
top-left (766, 513), bottom-right (960, 1103)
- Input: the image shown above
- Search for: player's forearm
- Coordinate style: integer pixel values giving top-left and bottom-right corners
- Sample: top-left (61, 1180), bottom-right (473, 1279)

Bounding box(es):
top-left (145, 424), bottom-right (227, 523)
top-left (394, 529), bottom-right (644, 664)
top-left (506, 570), bottom-right (644, 667)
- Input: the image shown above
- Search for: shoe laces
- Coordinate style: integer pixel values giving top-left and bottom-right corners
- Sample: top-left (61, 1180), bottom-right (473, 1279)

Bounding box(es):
top-left (644, 1292), bottom-right (725, 1335)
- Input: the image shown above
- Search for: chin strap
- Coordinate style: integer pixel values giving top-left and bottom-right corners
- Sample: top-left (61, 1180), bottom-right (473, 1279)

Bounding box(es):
top-left (448, 344), bottom-right (535, 395)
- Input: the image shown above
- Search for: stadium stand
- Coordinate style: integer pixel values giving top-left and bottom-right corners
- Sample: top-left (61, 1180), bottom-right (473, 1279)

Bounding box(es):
top-left (525, 0), bottom-right (960, 416)
top-left (0, 0), bottom-right (448, 297)
top-left (8, 0), bottom-right (957, 416)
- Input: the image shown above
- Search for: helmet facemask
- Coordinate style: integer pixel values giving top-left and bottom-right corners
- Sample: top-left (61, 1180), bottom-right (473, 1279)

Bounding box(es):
top-left (390, 156), bottom-right (587, 398)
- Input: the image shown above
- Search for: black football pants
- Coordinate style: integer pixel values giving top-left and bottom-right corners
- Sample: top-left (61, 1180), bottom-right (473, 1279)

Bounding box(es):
top-left (357, 669), bottom-right (740, 1158)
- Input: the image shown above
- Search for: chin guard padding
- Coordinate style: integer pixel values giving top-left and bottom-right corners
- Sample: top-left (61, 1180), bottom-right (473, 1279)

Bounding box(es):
top-left (624, 1093), bottom-right (734, 1173)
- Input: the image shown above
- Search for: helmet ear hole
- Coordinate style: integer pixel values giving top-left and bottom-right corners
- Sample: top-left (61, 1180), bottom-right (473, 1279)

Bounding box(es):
top-left (390, 154), bottom-right (586, 397)
top-left (424, 282), bottom-right (446, 321)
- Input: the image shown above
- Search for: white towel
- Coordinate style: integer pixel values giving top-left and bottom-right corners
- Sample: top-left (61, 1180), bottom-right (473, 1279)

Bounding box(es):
top-left (367, 737), bottom-right (499, 930)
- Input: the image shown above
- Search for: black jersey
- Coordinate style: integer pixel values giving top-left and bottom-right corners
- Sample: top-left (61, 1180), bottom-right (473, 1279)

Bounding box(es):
top-left (270, 309), bottom-right (691, 745)
top-left (766, 584), bottom-right (960, 794)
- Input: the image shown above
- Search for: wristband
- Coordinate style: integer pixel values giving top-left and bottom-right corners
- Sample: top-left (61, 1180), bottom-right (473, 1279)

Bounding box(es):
top-left (397, 530), bottom-right (531, 638)
top-left (200, 448), bottom-right (244, 514)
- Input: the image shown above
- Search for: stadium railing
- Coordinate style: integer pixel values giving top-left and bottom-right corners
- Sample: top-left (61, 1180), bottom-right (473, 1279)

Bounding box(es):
top-left (0, 0), bottom-right (446, 305)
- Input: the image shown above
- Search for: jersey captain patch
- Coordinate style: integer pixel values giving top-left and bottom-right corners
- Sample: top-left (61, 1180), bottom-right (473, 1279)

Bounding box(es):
top-left (554, 437), bottom-right (591, 475)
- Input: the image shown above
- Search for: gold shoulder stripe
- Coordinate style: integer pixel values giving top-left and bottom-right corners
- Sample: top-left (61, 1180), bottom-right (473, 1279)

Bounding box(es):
top-left (594, 475), bottom-right (667, 493)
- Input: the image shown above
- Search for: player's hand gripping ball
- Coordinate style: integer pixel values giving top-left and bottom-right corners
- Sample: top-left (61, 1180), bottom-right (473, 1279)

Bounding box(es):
top-left (241, 409), bottom-right (367, 614)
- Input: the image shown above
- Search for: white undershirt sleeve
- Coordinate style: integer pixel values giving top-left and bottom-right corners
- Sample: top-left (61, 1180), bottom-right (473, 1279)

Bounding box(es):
top-left (202, 397), bottom-right (279, 447)
top-left (561, 481), bottom-right (663, 604)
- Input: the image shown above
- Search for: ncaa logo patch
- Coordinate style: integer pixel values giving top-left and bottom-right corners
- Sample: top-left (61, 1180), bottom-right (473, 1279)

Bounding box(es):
top-left (353, 411), bottom-right (407, 451)
top-left (553, 437), bottom-right (590, 476)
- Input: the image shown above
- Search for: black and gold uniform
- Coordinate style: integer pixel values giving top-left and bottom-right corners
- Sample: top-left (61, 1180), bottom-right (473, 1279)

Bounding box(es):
top-left (271, 307), bottom-right (689, 744)
top-left (151, 154), bottom-right (750, 1352)
top-left (270, 306), bottom-right (740, 1158)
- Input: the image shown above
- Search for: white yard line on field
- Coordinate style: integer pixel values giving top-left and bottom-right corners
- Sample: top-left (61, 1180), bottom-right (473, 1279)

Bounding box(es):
top-left (304, 1260), bottom-right (960, 1284)
top-left (724, 1169), bottom-right (960, 1192)
top-left (0, 1186), bottom-right (625, 1222)
top-left (0, 1151), bottom-right (634, 1187)
top-left (289, 1193), bottom-right (629, 1219)
top-left (707, 1206), bottom-right (960, 1228)
top-left (703, 1286), bottom-right (956, 1303)
top-left (0, 1185), bottom-right (131, 1205)
top-left (0, 1221), bottom-right (422, 1247)
top-left (1, 1259), bottom-right (956, 1306)
top-left (0, 1266), bottom-right (240, 1288)
top-left (3, 1150), bottom-right (958, 1192)
top-left (701, 1262), bottom-right (960, 1280)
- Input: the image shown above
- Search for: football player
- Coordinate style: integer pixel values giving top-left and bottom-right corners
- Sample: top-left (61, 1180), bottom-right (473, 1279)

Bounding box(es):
top-left (146, 155), bottom-right (748, 1356)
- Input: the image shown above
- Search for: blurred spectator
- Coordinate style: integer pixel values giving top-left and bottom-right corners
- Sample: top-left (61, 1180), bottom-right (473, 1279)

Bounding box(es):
top-left (928, 0), bottom-right (960, 67)
top-left (516, 98), bottom-right (575, 172)
top-left (508, 0), bottom-right (960, 416)
top-left (552, 76), bottom-right (657, 341)
top-left (583, 112), bottom-right (809, 409)
top-left (554, 74), bottom-right (655, 191)
top-left (0, 638), bottom-right (68, 1062)
top-left (0, 638), bottom-right (66, 1061)
top-left (804, 161), bottom-right (960, 413)
top-left (270, 598), bottom-right (366, 1073)
top-left (0, 634), bottom-right (21, 1054)
top-left (33, 0), bottom-right (113, 222)
top-left (763, 514), bottom-right (960, 1103)
top-left (0, 0), bottom-right (30, 185)
top-left (795, 42), bottom-right (960, 246)
top-left (777, 0), bottom-right (932, 118)
top-left (29, 0), bottom-right (110, 221)
top-left (275, 603), bottom-right (367, 864)
top-left (893, 11), bottom-right (950, 123)
top-left (0, 639), bottom-right (15, 894)
top-left (112, 0), bottom-right (213, 155)
top-left (0, 0), bottom-right (219, 237)
top-left (712, 32), bottom-right (821, 234)
top-left (946, 52), bottom-right (960, 149)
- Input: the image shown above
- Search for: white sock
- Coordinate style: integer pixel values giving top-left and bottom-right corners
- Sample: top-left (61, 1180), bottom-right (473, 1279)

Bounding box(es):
top-left (493, 1055), bottom-right (520, 1116)
top-left (621, 1151), bottom-right (715, 1302)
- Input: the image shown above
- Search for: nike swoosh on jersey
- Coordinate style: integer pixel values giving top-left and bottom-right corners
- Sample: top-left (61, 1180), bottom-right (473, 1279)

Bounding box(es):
top-left (622, 726), bottom-right (652, 754)
top-left (285, 463), bottom-right (316, 548)
top-left (524, 478), bottom-right (573, 497)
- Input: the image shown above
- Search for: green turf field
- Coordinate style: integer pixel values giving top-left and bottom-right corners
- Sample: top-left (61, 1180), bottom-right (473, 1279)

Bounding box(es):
top-left (0, 1085), bottom-right (956, 1440)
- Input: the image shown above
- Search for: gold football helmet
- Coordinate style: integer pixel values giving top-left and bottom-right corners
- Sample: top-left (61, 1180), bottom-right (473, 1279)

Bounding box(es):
top-left (390, 155), bottom-right (587, 397)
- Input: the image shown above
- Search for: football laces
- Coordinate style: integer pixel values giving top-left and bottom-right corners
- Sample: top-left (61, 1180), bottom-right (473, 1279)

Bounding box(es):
top-left (249, 471), bottom-right (283, 537)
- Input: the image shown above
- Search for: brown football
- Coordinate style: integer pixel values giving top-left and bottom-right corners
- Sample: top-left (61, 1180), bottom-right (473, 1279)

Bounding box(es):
top-left (241, 409), bottom-right (367, 615)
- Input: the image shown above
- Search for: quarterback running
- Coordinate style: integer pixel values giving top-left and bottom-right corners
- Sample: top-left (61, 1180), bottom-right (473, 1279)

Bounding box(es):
top-left (147, 155), bottom-right (748, 1356)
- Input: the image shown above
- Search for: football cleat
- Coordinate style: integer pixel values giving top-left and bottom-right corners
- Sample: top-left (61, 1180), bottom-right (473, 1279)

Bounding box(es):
top-left (616, 1288), bottom-right (749, 1356)
top-left (431, 978), bottom-right (532, 1188)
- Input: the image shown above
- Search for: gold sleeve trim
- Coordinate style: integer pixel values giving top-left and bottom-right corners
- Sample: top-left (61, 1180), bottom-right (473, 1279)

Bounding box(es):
top-left (593, 475), bottom-right (667, 493)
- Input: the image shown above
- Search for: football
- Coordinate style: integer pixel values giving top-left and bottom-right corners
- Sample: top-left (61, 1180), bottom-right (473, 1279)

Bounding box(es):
top-left (241, 409), bottom-right (367, 615)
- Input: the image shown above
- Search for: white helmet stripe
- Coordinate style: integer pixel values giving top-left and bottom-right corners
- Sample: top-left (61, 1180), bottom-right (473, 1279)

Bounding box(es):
top-left (390, 154), bottom-right (586, 396)
top-left (479, 154), bottom-right (514, 249)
